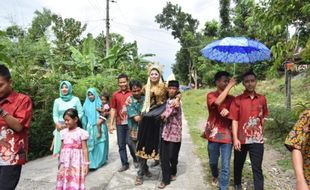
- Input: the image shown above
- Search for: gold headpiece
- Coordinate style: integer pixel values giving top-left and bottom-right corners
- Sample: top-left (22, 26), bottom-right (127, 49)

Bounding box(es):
top-left (147, 62), bottom-right (164, 76)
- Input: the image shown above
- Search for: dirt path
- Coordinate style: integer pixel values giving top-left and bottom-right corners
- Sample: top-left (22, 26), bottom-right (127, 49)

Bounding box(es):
top-left (16, 116), bottom-right (209, 190)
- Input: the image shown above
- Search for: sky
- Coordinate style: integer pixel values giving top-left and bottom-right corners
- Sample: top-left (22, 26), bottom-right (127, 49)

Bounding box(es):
top-left (0, 0), bottom-right (219, 79)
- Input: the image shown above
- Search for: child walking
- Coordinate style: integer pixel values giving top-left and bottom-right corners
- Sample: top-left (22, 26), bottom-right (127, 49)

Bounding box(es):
top-left (56, 108), bottom-right (89, 190)
top-left (96, 92), bottom-right (110, 138)
top-left (159, 80), bottom-right (182, 189)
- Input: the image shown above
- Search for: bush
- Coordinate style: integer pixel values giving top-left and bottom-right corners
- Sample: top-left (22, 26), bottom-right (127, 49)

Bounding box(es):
top-left (264, 106), bottom-right (298, 139)
top-left (12, 71), bottom-right (58, 160)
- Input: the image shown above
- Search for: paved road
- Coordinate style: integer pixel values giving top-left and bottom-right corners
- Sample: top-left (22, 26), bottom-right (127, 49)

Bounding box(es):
top-left (16, 117), bottom-right (208, 190)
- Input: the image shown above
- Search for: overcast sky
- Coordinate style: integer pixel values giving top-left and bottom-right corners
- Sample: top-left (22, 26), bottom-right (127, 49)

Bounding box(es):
top-left (0, 0), bottom-right (219, 79)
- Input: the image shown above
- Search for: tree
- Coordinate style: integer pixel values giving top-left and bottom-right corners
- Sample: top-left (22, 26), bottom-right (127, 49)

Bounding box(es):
top-left (28, 8), bottom-right (53, 41)
top-left (155, 2), bottom-right (200, 85)
top-left (232, 0), bottom-right (256, 37)
top-left (252, 0), bottom-right (310, 77)
top-left (203, 20), bottom-right (219, 37)
top-left (5, 25), bottom-right (25, 40)
top-left (51, 14), bottom-right (87, 66)
top-left (68, 33), bottom-right (98, 77)
top-left (219, 0), bottom-right (232, 37)
top-left (155, 2), bottom-right (199, 41)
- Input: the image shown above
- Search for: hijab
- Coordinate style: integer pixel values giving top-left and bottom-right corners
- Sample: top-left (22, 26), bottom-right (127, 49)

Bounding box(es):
top-left (83, 88), bottom-right (101, 125)
top-left (59, 81), bottom-right (73, 102)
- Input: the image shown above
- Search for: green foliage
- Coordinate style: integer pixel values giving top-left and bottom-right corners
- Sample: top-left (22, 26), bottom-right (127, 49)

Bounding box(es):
top-left (0, 8), bottom-right (152, 160)
top-left (73, 74), bottom-right (117, 101)
top-left (51, 14), bottom-right (87, 63)
top-left (159, 0), bottom-right (310, 84)
top-left (155, 2), bottom-right (199, 40)
top-left (219, 0), bottom-right (232, 37)
top-left (301, 38), bottom-right (310, 62)
top-left (264, 106), bottom-right (297, 138)
top-left (203, 20), bottom-right (219, 37)
top-left (28, 8), bottom-right (53, 41)
top-left (155, 2), bottom-right (201, 84)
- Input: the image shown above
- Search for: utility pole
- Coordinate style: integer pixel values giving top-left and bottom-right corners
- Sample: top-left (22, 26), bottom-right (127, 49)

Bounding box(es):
top-left (105, 0), bottom-right (110, 56)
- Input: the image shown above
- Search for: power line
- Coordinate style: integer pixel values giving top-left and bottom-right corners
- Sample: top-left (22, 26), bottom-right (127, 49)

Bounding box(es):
top-left (112, 25), bottom-right (179, 48)
top-left (113, 21), bottom-right (169, 33)
top-left (87, 0), bottom-right (104, 18)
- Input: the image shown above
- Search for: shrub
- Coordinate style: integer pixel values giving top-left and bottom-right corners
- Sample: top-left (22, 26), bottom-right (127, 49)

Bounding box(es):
top-left (264, 106), bottom-right (298, 139)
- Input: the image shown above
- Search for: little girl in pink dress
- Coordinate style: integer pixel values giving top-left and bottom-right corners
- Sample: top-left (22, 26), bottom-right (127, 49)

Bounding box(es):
top-left (56, 108), bottom-right (89, 190)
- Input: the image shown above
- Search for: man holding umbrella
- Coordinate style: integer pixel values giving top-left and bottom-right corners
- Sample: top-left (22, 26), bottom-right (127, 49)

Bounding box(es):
top-left (204, 71), bottom-right (236, 190)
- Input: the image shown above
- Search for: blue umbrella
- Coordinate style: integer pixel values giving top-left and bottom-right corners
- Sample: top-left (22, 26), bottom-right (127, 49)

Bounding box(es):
top-left (201, 37), bottom-right (271, 73)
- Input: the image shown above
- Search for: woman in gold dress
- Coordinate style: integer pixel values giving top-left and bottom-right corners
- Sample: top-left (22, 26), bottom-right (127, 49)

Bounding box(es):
top-left (135, 65), bottom-right (180, 185)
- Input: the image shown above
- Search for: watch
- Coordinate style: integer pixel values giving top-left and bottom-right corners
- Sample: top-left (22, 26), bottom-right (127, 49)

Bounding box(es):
top-left (0, 108), bottom-right (8, 118)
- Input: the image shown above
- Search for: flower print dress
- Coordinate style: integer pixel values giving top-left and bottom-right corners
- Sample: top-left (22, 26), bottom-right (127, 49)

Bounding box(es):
top-left (56, 127), bottom-right (89, 190)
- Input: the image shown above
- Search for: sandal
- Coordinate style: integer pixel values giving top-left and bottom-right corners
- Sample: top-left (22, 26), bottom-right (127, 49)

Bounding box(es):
top-left (158, 182), bottom-right (166, 189)
top-left (135, 177), bottom-right (143, 186)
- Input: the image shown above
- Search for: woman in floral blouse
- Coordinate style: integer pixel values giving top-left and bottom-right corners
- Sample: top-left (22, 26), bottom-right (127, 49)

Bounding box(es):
top-left (285, 109), bottom-right (310, 190)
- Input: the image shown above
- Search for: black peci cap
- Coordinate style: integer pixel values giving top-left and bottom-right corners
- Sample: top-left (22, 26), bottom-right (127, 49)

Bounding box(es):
top-left (168, 80), bottom-right (179, 88)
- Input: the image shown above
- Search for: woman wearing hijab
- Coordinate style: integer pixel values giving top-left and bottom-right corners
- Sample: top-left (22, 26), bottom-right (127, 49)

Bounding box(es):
top-left (52, 81), bottom-right (83, 156)
top-left (83, 88), bottom-right (109, 169)
top-left (135, 65), bottom-right (181, 185)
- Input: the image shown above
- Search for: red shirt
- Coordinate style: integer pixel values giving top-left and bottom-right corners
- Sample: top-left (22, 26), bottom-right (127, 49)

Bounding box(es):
top-left (110, 89), bottom-right (132, 125)
top-left (229, 91), bottom-right (268, 144)
top-left (204, 91), bottom-right (234, 144)
top-left (0, 91), bottom-right (33, 165)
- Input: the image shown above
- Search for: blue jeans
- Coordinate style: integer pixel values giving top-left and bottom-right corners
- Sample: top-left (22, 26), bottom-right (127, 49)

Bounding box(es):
top-left (116, 125), bottom-right (137, 166)
top-left (208, 141), bottom-right (232, 190)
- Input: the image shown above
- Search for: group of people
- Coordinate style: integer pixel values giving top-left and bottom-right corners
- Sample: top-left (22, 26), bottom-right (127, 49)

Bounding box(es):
top-left (51, 65), bottom-right (183, 189)
top-left (51, 81), bottom-right (110, 189)
top-left (204, 70), bottom-right (268, 190)
top-left (0, 61), bottom-right (309, 190)
top-left (205, 70), bottom-right (310, 190)
top-left (107, 65), bottom-right (182, 189)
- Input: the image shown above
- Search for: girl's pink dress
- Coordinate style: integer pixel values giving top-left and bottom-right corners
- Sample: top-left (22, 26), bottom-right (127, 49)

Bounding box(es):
top-left (56, 127), bottom-right (89, 190)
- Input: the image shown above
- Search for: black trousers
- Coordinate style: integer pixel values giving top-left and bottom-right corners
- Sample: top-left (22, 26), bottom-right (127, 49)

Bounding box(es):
top-left (160, 140), bottom-right (181, 184)
top-left (137, 158), bottom-right (149, 178)
top-left (234, 143), bottom-right (264, 190)
top-left (0, 165), bottom-right (22, 190)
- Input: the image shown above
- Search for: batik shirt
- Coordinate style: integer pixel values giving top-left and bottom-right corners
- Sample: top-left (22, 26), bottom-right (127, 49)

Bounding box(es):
top-left (110, 90), bottom-right (132, 125)
top-left (229, 91), bottom-right (268, 144)
top-left (285, 109), bottom-right (310, 186)
top-left (127, 96), bottom-right (145, 140)
top-left (162, 98), bottom-right (182, 143)
top-left (205, 91), bottom-right (234, 144)
top-left (0, 91), bottom-right (32, 165)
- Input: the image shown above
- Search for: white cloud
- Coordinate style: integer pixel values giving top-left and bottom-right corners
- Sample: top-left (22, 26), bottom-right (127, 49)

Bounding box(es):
top-left (0, 0), bottom-right (219, 79)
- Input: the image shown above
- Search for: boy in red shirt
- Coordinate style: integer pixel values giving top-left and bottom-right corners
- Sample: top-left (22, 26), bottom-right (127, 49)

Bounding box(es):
top-left (204, 71), bottom-right (235, 190)
top-left (229, 71), bottom-right (268, 190)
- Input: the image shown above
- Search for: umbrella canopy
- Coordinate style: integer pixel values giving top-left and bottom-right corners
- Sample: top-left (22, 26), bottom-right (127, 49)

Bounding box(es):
top-left (201, 37), bottom-right (271, 63)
